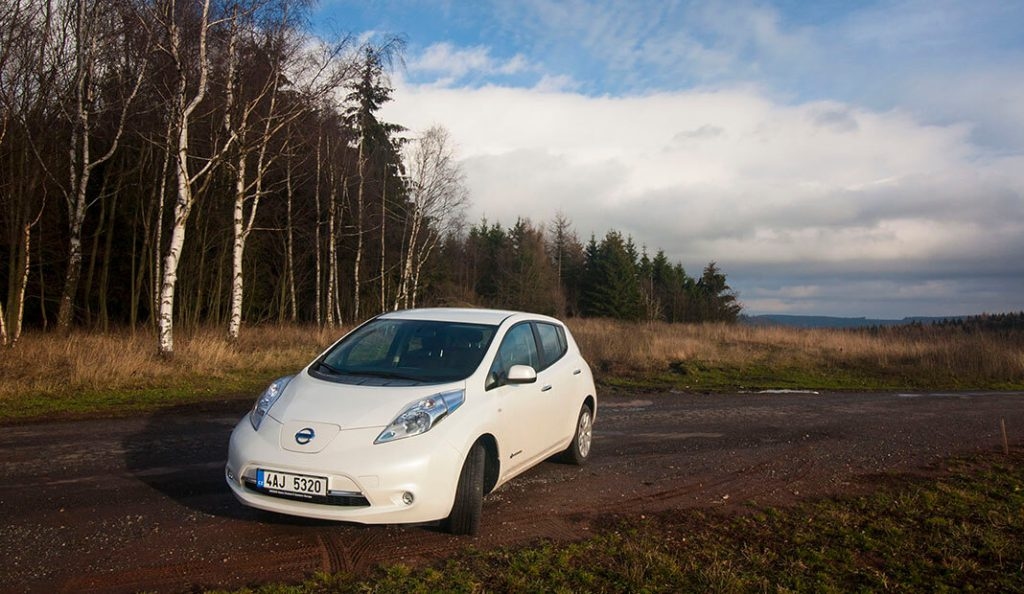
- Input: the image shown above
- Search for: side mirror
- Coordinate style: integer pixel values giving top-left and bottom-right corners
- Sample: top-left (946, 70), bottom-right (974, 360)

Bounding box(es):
top-left (506, 364), bottom-right (537, 384)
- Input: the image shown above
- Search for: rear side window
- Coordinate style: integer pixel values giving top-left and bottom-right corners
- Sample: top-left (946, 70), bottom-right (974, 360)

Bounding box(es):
top-left (536, 323), bottom-right (568, 367)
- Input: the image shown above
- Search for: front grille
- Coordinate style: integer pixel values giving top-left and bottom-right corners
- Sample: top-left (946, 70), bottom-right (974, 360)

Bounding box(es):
top-left (243, 479), bottom-right (370, 507)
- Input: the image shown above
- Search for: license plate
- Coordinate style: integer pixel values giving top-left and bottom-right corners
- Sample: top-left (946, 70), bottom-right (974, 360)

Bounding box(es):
top-left (256, 469), bottom-right (328, 497)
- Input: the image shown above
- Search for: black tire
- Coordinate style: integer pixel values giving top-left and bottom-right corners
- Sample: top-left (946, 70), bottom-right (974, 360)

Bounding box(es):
top-left (561, 403), bottom-right (593, 465)
top-left (443, 441), bottom-right (485, 535)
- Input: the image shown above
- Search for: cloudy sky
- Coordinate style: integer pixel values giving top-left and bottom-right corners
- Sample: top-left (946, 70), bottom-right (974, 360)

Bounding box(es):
top-left (313, 0), bottom-right (1024, 318)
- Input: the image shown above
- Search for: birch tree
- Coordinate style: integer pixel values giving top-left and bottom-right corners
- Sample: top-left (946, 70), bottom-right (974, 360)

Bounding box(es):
top-left (1, 0), bottom-right (62, 344)
top-left (225, 7), bottom-right (352, 340)
top-left (325, 132), bottom-right (342, 327)
top-left (11, 210), bottom-right (44, 343)
top-left (150, 0), bottom-right (236, 357)
top-left (283, 131), bottom-right (297, 322)
top-left (224, 0), bottom-right (276, 342)
top-left (395, 126), bottom-right (467, 310)
top-left (55, 0), bottom-right (146, 333)
top-left (0, 0), bottom-right (23, 345)
top-left (313, 122), bottom-right (324, 325)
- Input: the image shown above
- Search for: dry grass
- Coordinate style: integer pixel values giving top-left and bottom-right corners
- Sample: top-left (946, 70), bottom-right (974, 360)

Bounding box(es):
top-left (0, 320), bottom-right (1021, 420)
top-left (568, 319), bottom-right (1024, 389)
top-left (0, 325), bottom-right (347, 406)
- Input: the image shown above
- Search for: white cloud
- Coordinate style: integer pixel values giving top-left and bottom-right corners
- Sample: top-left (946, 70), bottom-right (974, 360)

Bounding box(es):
top-left (343, 0), bottom-right (1024, 316)
top-left (533, 74), bottom-right (580, 93)
top-left (383, 80), bottom-right (1024, 315)
top-left (407, 42), bottom-right (529, 83)
top-left (480, 1), bottom-right (1024, 154)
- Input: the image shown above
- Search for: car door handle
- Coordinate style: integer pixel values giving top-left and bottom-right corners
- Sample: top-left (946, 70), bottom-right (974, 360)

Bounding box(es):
top-left (541, 385), bottom-right (553, 392)
top-left (573, 369), bottom-right (582, 375)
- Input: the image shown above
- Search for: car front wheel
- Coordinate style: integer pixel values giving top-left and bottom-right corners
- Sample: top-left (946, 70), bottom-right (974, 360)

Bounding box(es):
top-left (443, 441), bottom-right (485, 535)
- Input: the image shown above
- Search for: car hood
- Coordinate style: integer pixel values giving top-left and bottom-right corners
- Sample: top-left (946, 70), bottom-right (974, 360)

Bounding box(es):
top-left (269, 371), bottom-right (465, 430)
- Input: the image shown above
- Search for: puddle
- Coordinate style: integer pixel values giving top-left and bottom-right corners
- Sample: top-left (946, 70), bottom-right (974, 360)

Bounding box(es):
top-left (601, 399), bottom-right (653, 408)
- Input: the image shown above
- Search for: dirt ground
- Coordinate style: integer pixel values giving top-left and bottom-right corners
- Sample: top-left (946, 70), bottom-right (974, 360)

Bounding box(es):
top-left (1, 389), bottom-right (1021, 593)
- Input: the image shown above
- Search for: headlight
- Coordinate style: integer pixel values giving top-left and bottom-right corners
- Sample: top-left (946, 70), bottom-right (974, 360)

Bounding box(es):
top-left (250, 375), bottom-right (294, 431)
top-left (375, 389), bottom-right (465, 444)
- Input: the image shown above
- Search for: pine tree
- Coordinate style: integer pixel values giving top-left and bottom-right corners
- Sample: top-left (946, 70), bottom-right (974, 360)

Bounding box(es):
top-left (343, 39), bottom-right (406, 320)
top-left (580, 231), bottom-right (644, 320)
top-left (696, 261), bottom-right (742, 322)
top-left (505, 219), bottom-right (562, 315)
top-left (546, 212), bottom-right (585, 316)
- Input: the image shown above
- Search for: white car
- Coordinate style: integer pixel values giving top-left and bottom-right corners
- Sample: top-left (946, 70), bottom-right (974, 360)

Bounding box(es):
top-left (225, 308), bottom-right (596, 534)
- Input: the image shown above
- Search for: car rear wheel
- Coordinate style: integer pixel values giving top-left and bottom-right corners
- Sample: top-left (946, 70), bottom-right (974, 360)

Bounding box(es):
top-left (443, 441), bottom-right (485, 535)
top-left (562, 404), bottom-right (593, 465)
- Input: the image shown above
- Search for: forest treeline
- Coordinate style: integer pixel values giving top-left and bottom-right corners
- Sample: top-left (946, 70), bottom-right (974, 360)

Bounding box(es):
top-left (927, 312), bottom-right (1024, 334)
top-left (432, 218), bottom-right (741, 324)
top-left (0, 0), bottom-right (740, 354)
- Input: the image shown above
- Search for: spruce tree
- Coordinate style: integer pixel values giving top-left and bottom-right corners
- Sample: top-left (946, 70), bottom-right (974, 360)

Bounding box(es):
top-left (696, 262), bottom-right (742, 322)
top-left (580, 231), bottom-right (644, 321)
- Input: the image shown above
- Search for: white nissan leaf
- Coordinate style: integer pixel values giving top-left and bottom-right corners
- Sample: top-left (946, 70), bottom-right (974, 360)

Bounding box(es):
top-left (225, 308), bottom-right (597, 534)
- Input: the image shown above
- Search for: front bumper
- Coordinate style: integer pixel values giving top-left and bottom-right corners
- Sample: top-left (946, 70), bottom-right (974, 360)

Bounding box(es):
top-left (225, 416), bottom-right (463, 524)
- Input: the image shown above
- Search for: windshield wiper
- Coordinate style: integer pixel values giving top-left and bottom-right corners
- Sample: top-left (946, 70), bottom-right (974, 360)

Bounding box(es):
top-left (317, 360), bottom-right (344, 375)
top-left (315, 363), bottom-right (423, 382)
top-left (354, 370), bottom-right (422, 382)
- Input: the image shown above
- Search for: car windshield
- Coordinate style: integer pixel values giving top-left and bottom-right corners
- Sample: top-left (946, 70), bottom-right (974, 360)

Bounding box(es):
top-left (312, 319), bottom-right (498, 384)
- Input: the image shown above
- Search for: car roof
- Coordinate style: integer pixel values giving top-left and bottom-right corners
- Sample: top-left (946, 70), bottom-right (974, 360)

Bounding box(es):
top-left (377, 308), bottom-right (552, 326)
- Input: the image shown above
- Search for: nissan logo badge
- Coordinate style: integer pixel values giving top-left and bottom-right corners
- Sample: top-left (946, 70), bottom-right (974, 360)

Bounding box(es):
top-left (295, 427), bottom-right (316, 445)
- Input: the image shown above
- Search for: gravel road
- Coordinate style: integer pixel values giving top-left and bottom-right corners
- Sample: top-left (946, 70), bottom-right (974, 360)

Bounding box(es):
top-left (1, 390), bottom-right (1021, 593)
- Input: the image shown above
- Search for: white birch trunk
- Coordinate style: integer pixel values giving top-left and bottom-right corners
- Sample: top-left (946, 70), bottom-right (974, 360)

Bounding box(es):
top-left (152, 117), bottom-right (173, 327)
top-left (410, 232), bottom-right (441, 310)
top-left (157, 149), bottom-right (194, 356)
top-left (227, 116), bottom-right (274, 339)
top-left (11, 222), bottom-right (32, 345)
top-left (353, 130), bottom-right (366, 320)
top-left (223, 8), bottom-right (246, 341)
top-left (314, 132), bottom-right (323, 325)
top-left (325, 171), bottom-right (338, 328)
top-left (57, 180), bottom-right (88, 331)
top-left (157, 0), bottom-right (212, 357)
top-left (394, 204), bottom-right (422, 310)
top-left (227, 150), bottom-right (248, 341)
top-left (333, 185), bottom-right (346, 325)
top-left (285, 149), bottom-right (297, 322)
top-left (411, 263), bottom-right (423, 309)
top-left (0, 298), bottom-right (7, 347)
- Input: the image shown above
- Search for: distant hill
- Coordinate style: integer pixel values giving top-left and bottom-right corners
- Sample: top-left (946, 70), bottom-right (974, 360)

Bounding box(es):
top-left (742, 314), bottom-right (966, 329)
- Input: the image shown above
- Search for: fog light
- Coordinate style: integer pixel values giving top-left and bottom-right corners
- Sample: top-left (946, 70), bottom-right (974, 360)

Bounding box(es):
top-left (402, 491), bottom-right (414, 505)
top-left (226, 467), bottom-right (235, 482)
